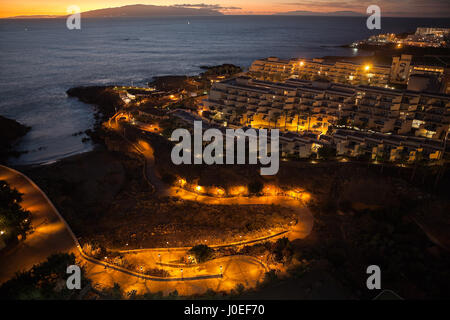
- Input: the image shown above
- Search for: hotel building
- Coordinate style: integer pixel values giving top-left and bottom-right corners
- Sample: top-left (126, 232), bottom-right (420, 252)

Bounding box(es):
top-left (203, 77), bottom-right (450, 143)
top-left (333, 129), bottom-right (444, 162)
top-left (248, 57), bottom-right (300, 82)
top-left (390, 54), bottom-right (450, 94)
top-left (249, 57), bottom-right (391, 88)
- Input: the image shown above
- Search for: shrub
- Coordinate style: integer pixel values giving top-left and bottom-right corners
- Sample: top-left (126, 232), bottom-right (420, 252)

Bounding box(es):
top-left (188, 244), bottom-right (215, 263)
top-left (0, 253), bottom-right (90, 300)
top-left (0, 180), bottom-right (31, 245)
top-left (248, 181), bottom-right (264, 194)
top-left (317, 145), bottom-right (336, 160)
top-left (161, 172), bottom-right (176, 185)
top-left (272, 237), bottom-right (293, 263)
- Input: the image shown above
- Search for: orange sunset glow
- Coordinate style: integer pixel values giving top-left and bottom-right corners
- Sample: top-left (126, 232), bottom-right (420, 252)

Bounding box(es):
top-left (2, 0), bottom-right (450, 18)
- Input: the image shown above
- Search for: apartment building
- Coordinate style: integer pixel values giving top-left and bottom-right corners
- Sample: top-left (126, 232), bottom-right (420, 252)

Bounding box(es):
top-left (333, 129), bottom-right (444, 162)
top-left (203, 76), bottom-right (450, 141)
top-left (248, 57), bottom-right (391, 87)
top-left (249, 55), bottom-right (450, 93)
top-left (306, 60), bottom-right (391, 87)
top-left (279, 131), bottom-right (333, 159)
top-left (400, 27), bottom-right (449, 48)
top-left (203, 77), bottom-right (357, 134)
top-left (248, 57), bottom-right (300, 81)
top-left (415, 28), bottom-right (450, 36)
top-left (390, 54), bottom-right (450, 93)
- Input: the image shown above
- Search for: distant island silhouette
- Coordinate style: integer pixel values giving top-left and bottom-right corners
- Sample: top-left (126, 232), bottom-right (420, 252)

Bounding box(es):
top-left (273, 10), bottom-right (364, 16)
top-left (4, 4), bottom-right (224, 19)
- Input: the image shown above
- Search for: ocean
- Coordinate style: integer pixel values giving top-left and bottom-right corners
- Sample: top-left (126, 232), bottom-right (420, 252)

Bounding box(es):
top-left (0, 16), bottom-right (449, 165)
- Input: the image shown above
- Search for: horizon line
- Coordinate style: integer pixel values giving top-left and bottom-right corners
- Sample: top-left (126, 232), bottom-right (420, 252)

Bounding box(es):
top-left (2, 14), bottom-right (450, 19)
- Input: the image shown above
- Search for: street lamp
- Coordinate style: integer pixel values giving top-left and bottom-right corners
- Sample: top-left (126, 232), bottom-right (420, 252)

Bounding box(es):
top-left (220, 265), bottom-right (223, 278)
top-left (180, 268), bottom-right (183, 279)
top-left (158, 253), bottom-right (161, 263)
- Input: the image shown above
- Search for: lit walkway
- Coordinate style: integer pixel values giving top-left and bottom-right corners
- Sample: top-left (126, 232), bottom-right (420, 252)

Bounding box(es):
top-left (0, 165), bottom-right (76, 284)
top-left (0, 166), bottom-right (268, 295)
top-left (0, 114), bottom-right (314, 295)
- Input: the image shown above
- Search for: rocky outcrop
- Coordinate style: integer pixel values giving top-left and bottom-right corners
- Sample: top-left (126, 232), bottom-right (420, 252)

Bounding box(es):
top-left (67, 86), bottom-right (124, 121)
top-left (0, 115), bottom-right (30, 161)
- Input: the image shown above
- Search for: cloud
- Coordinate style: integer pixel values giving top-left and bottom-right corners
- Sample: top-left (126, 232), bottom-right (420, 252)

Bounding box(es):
top-left (279, 1), bottom-right (372, 9)
top-left (174, 3), bottom-right (241, 10)
top-left (278, 0), bottom-right (450, 16)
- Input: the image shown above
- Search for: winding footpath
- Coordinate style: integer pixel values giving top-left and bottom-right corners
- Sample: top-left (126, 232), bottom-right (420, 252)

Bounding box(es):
top-left (0, 115), bottom-right (314, 296)
top-left (0, 165), bottom-right (77, 283)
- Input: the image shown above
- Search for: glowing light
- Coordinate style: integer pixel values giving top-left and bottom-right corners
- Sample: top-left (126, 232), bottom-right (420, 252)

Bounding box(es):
top-left (364, 65), bottom-right (371, 72)
top-left (302, 193), bottom-right (311, 202)
top-left (229, 185), bottom-right (248, 196)
top-left (299, 61), bottom-right (305, 67)
top-left (213, 187), bottom-right (225, 196)
top-left (263, 184), bottom-right (280, 196)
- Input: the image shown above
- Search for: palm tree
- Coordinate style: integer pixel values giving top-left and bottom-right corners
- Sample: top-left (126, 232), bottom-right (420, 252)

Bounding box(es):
top-left (306, 109), bottom-right (312, 132)
top-left (410, 149), bottom-right (423, 181)
top-left (271, 111), bottom-right (281, 130)
top-left (284, 110), bottom-right (290, 131)
top-left (295, 107), bottom-right (302, 133)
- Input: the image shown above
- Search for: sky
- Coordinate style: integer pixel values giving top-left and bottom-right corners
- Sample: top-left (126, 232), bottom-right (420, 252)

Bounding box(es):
top-left (1, 0), bottom-right (450, 18)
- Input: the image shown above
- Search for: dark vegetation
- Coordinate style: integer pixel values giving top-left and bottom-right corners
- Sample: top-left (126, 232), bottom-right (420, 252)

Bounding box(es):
top-left (0, 253), bottom-right (90, 300)
top-left (148, 75), bottom-right (188, 92)
top-left (188, 244), bottom-right (215, 263)
top-left (0, 180), bottom-right (31, 247)
top-left (148, 64), bottom-right (242, 93)
top-left (25, 150), bottom-right (129, 236)
top-left (248, 181), bottom-right (264, 194)
top-left (199, 64), bottom-right (243, 77)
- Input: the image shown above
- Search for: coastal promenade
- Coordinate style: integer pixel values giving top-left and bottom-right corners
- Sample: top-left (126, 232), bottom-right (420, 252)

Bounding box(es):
top-left (0, 165), bottom-right (76, 284)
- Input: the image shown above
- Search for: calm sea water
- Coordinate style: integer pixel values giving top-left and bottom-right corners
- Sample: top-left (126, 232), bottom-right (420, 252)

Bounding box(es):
top-left (0, 16), bottom-right (449, 165)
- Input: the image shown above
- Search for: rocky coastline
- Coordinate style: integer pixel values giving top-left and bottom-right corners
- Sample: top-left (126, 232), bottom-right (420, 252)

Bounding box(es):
top-left (0, 115), bottom-right (30, 162)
